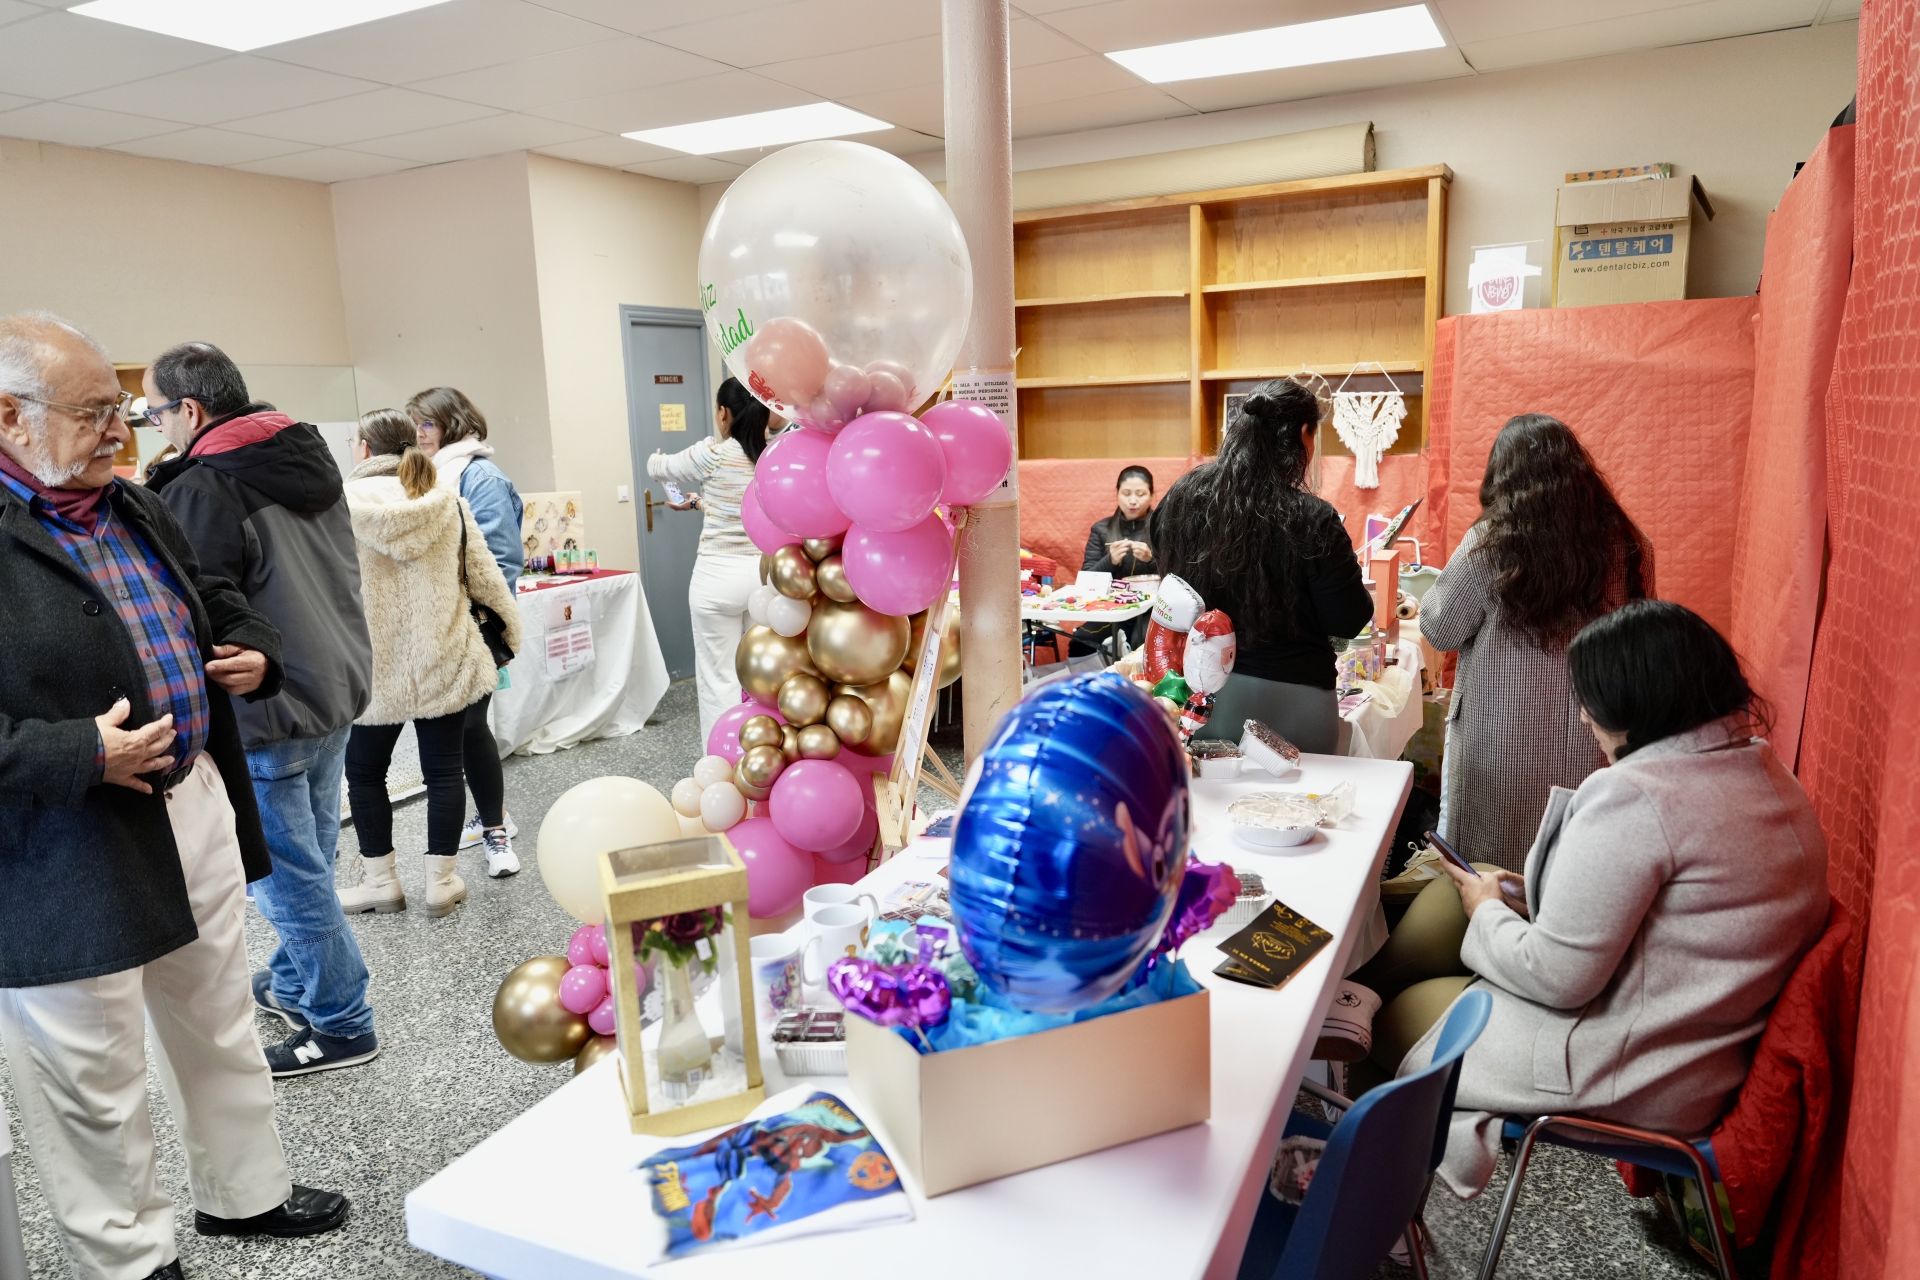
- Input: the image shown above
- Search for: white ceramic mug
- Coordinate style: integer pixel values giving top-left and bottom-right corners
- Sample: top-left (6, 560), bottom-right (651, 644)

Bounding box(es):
top-left (803, 883), bottom-right (878, 930)
top-left (749, 934), bottom-right (801, 1018)
top-left (801, 903), bottom-right (872, 993)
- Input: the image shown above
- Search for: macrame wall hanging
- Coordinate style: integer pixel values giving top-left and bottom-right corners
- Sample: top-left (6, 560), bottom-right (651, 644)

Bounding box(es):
top-left (1331, 362), bottom-right (1408, 490)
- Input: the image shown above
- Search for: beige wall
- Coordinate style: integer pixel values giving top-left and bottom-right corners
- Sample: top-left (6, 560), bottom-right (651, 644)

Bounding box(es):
top-left (527, 155), bottom-right (704, 573)
top-left (331, 152), bottom-right (556, 492)
top-left (0, 137), bottom-right (351, 368)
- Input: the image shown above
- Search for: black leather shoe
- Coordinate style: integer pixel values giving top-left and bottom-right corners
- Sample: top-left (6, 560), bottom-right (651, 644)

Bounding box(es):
top-left (194, 1185), bottom-right (349, 1238)
top-left (145, 1263), bottom-right (185, 1280)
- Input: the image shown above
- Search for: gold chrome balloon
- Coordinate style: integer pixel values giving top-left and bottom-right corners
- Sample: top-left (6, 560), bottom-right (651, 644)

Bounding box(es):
top-left (807, 598), bottom-right (909, 686)
top-left (780, 724), bottom-right (801, 762)
top-left (737, 744), bottom-right (785, 794)
top-left (758, 553), bottom-right (772, 585)
top-left (769, 545), bottom-right (818, 600)
top-left (814, 554), bottom-right (859, 604)
top-left (738, 714), bottom-right (783, 751)
top-left (797, 724), bottom-right (841, 759)
top-left (573, 1034), bottom-right (617, 1075)
top-left (825, 693), bottom-right (873, 746)
top-left (776, 672), bottom-right (830, 727)
top-left (735, 626), bottom-right (820, 703)
top-left (904, 607), bottom-right (963, 689)
top-left (492, 956), bottom-right (592, 1064)
top-left (801, 536), bottom-right (842, 563)
top-left (835, 669), bottom-right (912, 755)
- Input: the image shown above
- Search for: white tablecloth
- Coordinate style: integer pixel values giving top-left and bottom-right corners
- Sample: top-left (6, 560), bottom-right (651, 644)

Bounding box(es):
top-left (406, 753), bottom-right (1414, 1279)
top-left (494, 572), bottom-right (671, 757)
top-left (1339, 628), bottom-right (1427, 761)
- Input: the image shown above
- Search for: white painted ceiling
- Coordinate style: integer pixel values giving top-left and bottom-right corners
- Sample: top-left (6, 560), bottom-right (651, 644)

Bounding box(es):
top-left (0, 0), bottom-right (1861, 184)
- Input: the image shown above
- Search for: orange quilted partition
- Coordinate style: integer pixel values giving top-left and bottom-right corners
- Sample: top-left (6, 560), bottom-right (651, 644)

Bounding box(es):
top-left (1424, 299), bottom-right (1758, 635)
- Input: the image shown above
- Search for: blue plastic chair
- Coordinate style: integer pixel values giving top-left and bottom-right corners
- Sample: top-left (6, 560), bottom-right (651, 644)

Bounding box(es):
top-left (1238, 988), bottom-right (1493, 1280)
top-left (1478, 1116), bottom-right (1733, 1280)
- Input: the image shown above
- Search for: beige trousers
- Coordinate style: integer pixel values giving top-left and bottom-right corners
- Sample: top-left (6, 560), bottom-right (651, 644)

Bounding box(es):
top-left (0, 755), bottom-right (293, 1280)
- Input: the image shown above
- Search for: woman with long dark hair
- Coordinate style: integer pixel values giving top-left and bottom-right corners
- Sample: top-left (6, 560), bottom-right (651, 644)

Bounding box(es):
top-left (1154, 378), bottom-right (1373, 752)
top-left (1419, 413), bottom-right (1651, 873)
top-left (648, 377), bottom-right (772, 740)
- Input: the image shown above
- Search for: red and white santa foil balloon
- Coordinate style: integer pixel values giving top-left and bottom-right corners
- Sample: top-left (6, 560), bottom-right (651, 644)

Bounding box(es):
top-left (1183, 610), bottom-right (1237, 697)
top-left (1143, 575), bottom-right (1206, 685)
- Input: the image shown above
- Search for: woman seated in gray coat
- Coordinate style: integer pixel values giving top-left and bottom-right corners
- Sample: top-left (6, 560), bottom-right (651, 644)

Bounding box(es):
top-left (1357, 600), bottom-right (1828, 1195)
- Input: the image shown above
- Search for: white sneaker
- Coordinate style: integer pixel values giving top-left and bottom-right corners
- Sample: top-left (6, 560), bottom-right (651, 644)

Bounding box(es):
top-left (1381, 844), bottom-right (1446, 902)
top-left (459, 810), bottom-right (517, 849)
top-left (482, 828), bottom-right (521, 879)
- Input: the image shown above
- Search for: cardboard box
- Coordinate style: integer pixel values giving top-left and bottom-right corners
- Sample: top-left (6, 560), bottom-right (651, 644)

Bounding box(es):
top-left (845, 988), bottom-right (1210, 1196)
top-left (1552, 169), bottom-right (1714, 307)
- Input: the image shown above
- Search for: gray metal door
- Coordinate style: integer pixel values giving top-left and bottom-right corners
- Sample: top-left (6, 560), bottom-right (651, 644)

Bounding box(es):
top-left (620, 305), bottom-right (712, 681)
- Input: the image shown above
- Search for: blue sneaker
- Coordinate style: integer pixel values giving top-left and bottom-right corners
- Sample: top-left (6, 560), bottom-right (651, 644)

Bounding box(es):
top-left (265, 1026), bottom-right (380, 1078)
top-left (251, 969), bottom-right (307, 1031)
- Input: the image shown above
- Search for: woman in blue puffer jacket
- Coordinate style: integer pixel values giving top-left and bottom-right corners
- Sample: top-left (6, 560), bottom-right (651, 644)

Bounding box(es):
top-left (408, 385), bottom-right (524, 880)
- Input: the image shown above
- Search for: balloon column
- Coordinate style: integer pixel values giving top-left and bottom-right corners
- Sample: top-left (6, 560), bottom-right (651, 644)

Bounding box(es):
top-left (666, 140), bottom-right (1015, 919)
top-left (491, 923), bottom-right (660, 1075)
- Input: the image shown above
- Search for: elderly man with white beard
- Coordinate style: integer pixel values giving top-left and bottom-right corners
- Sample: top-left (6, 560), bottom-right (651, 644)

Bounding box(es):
top-left (0, 312), bottom-right (347, 1280)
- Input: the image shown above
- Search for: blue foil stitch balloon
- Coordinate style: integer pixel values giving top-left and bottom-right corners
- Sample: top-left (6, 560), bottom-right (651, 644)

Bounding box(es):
top-left (949, 672), bottom-right (1192, 1013)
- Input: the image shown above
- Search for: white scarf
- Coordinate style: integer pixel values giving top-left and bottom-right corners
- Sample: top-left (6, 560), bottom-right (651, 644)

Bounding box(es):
top-left (431, 436), bottom-right (494, 493)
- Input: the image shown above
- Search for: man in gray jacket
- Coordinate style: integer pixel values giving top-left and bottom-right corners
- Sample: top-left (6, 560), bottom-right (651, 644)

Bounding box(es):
top-left (146, 342), bottom-right (378, 1077)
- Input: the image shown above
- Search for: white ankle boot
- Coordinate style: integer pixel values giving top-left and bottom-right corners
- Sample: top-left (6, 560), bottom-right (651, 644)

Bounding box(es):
top-left (423, 854), bottom-right (469, 918)
top-left (339, 852), bottom-right (405, 914)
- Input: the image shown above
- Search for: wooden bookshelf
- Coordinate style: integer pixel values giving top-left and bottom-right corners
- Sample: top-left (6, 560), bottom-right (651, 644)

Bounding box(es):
top-left (1011, 165), bottom-right (1450, 459)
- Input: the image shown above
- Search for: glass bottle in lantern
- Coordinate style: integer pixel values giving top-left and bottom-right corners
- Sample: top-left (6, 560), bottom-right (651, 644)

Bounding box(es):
top-left (655, 953), bottom-right (713, 1101)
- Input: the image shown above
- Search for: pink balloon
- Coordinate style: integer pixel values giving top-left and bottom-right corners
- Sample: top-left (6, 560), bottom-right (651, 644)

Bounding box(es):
top-left (842, 514), bottom-right (957, 616)
top-left (813, 852), bottom-right (867, 884)
top-left (800, 395), bottom-right (846, 434)
top-left (768, 758), bottom-right (864, 853)
top-left (865, 359), bottom-right (916, 401)
top-left (827, 412), bottom-right (947, 534)
top-left (632, 957), bottom-right (651, 998)
top-left (709, 700), bottom-right (784, 762)
top-left (739, 481), bottom-right (790, 556)
top-left (865, 368), bottom-right (909, 413)
top-left (921, 399), bottom-right (1014, 508)
top-left (559, 963), bottom-right (609, 1016)
top-left (744, 317), bottom-right (830, 408)
top-left (755, 427), bottom-right (851, 539)
top-left (731, 816), bottom-right (813, 917)
top-left (841, 748), bottom-right (894, 776)
top-left (590, 928), bottom-right (611, 967)
top-left (816, 796), bottom-right (879, 863)
top-left (588, 994), bottom-right (618, 1038)
top-left (823, 363), bottom-right (872, 419)
top-left (566, 924), bottom-right (604, 969)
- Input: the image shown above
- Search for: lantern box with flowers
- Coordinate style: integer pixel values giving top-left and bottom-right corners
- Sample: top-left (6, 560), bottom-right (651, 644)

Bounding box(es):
top-left (599, 836), bottom-right (766, 1137)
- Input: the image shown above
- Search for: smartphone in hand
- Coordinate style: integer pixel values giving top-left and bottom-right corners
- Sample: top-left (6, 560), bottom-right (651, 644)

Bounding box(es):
top-left (1424, 830), bottom-right (1527, 904)
top-left (662, 482), bottom-right (686, 505)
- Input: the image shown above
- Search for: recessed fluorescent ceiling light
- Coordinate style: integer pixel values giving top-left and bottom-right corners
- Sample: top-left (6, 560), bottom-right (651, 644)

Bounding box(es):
top-left (1108, 4), bottom-right (1446, 83)
top-left (626, 103), bottom-right (891, 156)
top-left (68, 0), bottom-right (457, 52)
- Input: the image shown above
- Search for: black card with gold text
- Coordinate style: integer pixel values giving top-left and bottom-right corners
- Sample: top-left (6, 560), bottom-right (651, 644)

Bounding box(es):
top-left (1214, 900), bottom-right (1333, 990)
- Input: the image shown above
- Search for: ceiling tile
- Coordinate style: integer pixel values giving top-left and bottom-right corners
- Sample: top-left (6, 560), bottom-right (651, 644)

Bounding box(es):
top-left (410, 36), bottom-right (729, 109)
top-left (522, 0), bottom-right (797, 36)
top-left (837, 84), bottom-right (945, 135)
top-left (1010, 84), bottom-right (1193, 138)
top-left (1817, 0), bottom-right (1860, 18)
top-left (1011, 0), bottom-right (1108, 11)
top-left (534, 70), bottom-right (814, 132)
top-left (260, 0), bottom-right (620, 84)
top-left (0, 92), bottom-right (33, 112)
top-left (352, 111), bottom-right (596, 162)
top-left (646, 0), bottom-right (943, 66)
top-left (234, 148), bottom-right (423, 183)
top-left (534, 134), bottom-right (680, 166)
top-left (1459, 0), bottom-right (1822, 71)
top-left (224, 88), bottom-right (497, 146)
top-left (1162, 45), bottom-right (1472, 112)
top-left (1038, 0), bottom-right (1375, 54)
top-left (0, 100), bottom-right (179, 146)
top-left (709, 124), bottom-right (937, 165)
top-left (756, 17), bottom-right (1086, 98)
top-left (1433, 0), bottom-right (1819, 45)
top-left (0, 10), bottom-right (224, 100)
top-left (622, 155), bottom-right (749, 183)
top-left (1012, 53), bottom-right (1145, 104)
top-left (67, 57), bottom-right (375, 127)
top-left (0, 1), bottom-right (42, 27)
top-left (109, 126), bottom-right (310, 166)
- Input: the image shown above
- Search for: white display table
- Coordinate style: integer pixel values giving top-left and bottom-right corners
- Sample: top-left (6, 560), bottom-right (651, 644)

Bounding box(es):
top-left (494, 571), bottom-right (671, 757)
top-left (406, 753), bottom-right (1413, 1280)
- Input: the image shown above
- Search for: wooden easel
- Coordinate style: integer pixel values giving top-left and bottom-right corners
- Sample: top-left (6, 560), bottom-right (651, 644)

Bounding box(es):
top-left (872, 513), bottom-right (967, 858)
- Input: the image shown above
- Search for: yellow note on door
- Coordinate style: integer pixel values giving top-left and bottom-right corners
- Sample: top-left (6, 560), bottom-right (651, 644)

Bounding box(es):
top-left (660, 404), bottom-right (687, 432)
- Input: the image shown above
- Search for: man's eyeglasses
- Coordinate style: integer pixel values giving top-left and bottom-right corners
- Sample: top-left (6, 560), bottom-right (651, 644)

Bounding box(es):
top-left (5, 390), bottom-right (133, 431)
top-left (142, 398), bottom-right (186, 427)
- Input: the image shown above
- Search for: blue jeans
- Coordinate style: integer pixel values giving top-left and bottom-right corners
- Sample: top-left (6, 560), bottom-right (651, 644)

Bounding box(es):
top-left (247, 727), bottom-right (375, 1040)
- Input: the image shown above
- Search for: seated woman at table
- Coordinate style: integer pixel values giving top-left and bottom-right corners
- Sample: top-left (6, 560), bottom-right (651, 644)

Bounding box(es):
top-left (1354, 600), bottom-right (1827, 1197)
top-left (1154, 378), bottom-right (1373, 753)
top-left (1070, 464), bottom-right (1157, 654)
top-left (1419, 413), bottom-right (1651, 873)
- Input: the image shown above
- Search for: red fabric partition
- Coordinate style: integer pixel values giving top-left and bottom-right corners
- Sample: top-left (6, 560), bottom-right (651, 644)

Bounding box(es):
top-left (1423, 299), bottom-right (1759, 635)
top-left (1731, 125), bottom-right (1854, 770)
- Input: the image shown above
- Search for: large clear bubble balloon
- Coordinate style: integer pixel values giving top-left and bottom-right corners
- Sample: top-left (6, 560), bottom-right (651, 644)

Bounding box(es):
top-left (698, 140), bottom-right (973, 425)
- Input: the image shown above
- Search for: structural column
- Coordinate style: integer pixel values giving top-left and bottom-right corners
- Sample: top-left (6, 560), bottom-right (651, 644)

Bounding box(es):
top-left (942, 0), bottom-right (1020, 762)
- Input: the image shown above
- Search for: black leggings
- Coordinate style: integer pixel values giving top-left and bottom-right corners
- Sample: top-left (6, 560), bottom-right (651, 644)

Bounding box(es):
top-left (461, 694), bottom-right (506, 832)
top-left (346, 695), bottom-right (499, 857)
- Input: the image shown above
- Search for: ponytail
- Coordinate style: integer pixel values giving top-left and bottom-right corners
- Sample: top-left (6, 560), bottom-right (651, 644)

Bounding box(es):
top-left (397, 446), bottom-right (437, 500)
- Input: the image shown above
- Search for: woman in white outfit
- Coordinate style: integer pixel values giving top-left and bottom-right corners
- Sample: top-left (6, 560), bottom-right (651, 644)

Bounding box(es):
top-left (648, 377), bottom-right (770, 742)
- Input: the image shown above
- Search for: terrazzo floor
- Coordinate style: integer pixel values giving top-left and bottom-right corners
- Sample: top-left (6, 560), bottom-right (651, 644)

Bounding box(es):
top-left (2, 679), bottom-right (1714, 1280)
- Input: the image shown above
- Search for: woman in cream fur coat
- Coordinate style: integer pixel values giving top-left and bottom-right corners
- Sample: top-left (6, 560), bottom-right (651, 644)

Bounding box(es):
top-left (335, 409), bottom-right (521, 918)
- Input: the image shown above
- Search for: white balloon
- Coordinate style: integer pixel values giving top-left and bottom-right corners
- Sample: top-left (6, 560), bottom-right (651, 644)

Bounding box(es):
top-left (670, 777), bottom-right (704, 818)
top-left (537, 777), bottom-right (679, 922)
top-left (693, 754), bottom-right (735, 789)
top-left (747, 584), bottom-right (779, 626)
top-left (700, 781), bottom-right (748, 832)
top-left (765, 594), bottom-right (812, 639)
top-left (698, 140), bottom-right (973, 424)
